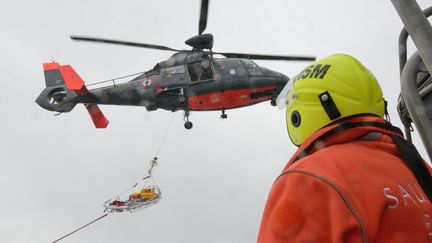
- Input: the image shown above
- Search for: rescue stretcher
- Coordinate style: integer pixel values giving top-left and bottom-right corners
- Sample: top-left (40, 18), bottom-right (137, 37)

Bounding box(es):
top-left (104, 185), bottom-right (161, 213)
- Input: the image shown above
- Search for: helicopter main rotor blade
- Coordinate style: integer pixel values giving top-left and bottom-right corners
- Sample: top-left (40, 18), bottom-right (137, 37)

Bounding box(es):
top-left (70, 35), bottom-right (181, 52)
top-left (198, 0), bottom-right (209, 35)
top-left (214, 52), bottom-right (316, 61)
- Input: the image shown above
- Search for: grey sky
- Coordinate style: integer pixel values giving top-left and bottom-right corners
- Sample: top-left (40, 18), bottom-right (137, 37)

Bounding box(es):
top-left (1, 0), bottom-right (431, 242)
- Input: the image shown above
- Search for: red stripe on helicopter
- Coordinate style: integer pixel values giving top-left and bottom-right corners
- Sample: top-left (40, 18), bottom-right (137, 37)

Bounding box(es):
top-left (59, 67), bottom-right (109, 128)
top-left (43, 62), bottom-right (61, 71)
top-left (59, 65), bottom-right (85, 91)
top-left (188, 86), bottom-right (276, 110)
top-left (85, 104), bottom-right (109, 128)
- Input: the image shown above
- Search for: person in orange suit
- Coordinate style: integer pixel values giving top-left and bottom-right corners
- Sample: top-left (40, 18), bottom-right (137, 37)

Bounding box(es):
top-left (258, 54), bottom-right (432, 242)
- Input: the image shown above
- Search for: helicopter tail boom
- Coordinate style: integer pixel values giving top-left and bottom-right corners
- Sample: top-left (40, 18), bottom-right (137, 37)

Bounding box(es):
top-left (36, 62), bottom-right (109, 128)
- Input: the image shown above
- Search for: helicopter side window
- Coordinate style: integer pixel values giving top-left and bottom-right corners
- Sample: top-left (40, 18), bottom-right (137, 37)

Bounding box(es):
top-left (160, 66), bottom-right (186, 77)
top-left (215, 59), bottom-right (247, 76)
top-left (160, 66), bottom-right (188, 88)
top-left (187, 60), bottom-right (214, 82)
top-left (241, 59), bottom-right (263, 76)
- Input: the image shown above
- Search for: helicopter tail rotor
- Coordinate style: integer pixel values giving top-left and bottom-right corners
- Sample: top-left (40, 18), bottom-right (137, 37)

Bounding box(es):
top-left (35, 62), bottom-right (109, 128)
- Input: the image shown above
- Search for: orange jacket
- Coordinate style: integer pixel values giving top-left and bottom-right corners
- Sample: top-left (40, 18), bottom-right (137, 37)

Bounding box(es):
top-left (258, 116), bottom-right (432, 243)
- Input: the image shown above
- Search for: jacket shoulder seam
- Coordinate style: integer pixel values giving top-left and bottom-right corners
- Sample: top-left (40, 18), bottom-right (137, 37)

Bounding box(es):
top-left (276, 169), bottom-right (368, 243)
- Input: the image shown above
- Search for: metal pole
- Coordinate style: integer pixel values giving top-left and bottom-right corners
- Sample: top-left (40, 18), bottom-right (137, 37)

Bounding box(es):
top-left (392, 0), bottom-right (432, 76)
top-left (401, 52), bottom-right (432, 161)
top-left (398, 6), bottom-right (432, 76)
top-left (396, 6), bottom-right (432, 142)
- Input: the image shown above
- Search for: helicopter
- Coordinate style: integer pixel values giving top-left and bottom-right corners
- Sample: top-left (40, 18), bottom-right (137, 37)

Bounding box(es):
top-left (35, 0), bottom-right (315, 129)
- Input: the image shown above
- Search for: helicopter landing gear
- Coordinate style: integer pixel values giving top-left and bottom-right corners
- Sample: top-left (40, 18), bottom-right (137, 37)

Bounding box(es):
top-left (220, 109), bottom-right (228, 119)
top-left (184, 110), bottom-right (193, 129)
top-left (179, 88), bottom-right (186, 103)
top-left (270, 96), bottom-right (277, 106)
top-left (185, 121), bottom-right (193, 129)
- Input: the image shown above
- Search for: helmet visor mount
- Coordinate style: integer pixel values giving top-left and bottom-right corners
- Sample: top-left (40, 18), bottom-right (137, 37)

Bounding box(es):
top-left (276, 80), bottom-right (296, 110)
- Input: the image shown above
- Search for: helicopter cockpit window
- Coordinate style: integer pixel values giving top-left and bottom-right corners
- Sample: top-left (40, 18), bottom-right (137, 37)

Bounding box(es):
top-left (241, 59), bottom-right (263, 76)
top-left (214, 59), bottom-right (247, 76)
top-left (160, 66), bottom-right (186, 78)
top-left (187, 60), bottom-right (214, 82)
top-left (160, 66), bottom-right (188, 88)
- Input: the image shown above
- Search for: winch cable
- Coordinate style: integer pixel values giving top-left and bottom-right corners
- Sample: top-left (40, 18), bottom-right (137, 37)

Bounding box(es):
top-left (52, 214), bottom-right (108, 243)
top-left (51, 113), bottom-right (177, 242)
top-left (155, 113), bottom-right (177, 158)
top-left (106, 113), bottom-right (176, 202)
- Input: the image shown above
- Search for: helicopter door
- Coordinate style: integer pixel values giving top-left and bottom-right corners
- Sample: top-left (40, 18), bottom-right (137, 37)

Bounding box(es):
top-left (160, 65), bottom-right (189, 88)
top-left (187, 60), bottom-right (214, 82)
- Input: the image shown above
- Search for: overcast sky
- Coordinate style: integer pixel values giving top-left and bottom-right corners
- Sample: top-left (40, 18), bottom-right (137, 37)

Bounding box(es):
top-left (1, 0), bottom-right (432, 242)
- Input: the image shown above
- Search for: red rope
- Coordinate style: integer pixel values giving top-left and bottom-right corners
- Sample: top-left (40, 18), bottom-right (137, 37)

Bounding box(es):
top-left (52, 213), bottom-right (108, 243)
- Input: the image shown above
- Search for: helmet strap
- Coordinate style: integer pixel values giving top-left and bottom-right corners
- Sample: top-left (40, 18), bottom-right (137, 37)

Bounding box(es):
top-left (318, 91), bottom-right (341, 120)
top-left (384, 99), bottom-right (391, 122)
top-left (293, 119), bottom-right (403, 162)
top-left (389, 134), bottom-right (432, 202)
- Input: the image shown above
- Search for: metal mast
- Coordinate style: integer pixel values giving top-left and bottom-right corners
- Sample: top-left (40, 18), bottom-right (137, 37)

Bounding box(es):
top-left (392, 0), bottom-right (432, 160)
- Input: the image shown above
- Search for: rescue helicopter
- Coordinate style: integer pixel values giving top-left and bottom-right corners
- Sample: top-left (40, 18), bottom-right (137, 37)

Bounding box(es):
top-left (35, 0), bottom-right (315, 129)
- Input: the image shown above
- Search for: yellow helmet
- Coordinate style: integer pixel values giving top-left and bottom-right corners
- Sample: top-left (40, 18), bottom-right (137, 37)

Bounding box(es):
top-left (276, 54), bottom-right (385, 146)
